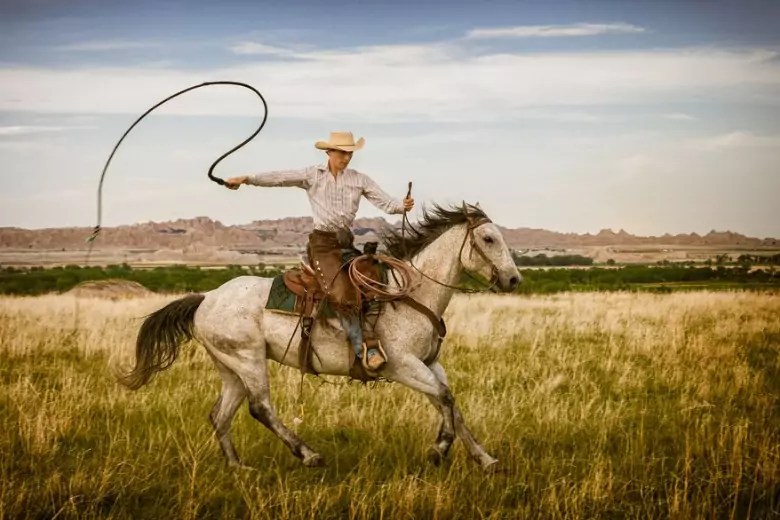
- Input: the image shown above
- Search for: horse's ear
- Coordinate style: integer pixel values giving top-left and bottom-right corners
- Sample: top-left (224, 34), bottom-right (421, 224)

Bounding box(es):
top-left (475, 201), bottom-right (481, 209)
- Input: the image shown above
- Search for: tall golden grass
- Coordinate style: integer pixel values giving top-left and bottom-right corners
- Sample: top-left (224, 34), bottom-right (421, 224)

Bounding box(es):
top-left (1, 290), bottom-right (779, 519)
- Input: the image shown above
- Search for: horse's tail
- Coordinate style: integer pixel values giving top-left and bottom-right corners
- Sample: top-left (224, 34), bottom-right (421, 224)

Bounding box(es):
top-left (116, 293), bottom-right (206, 390)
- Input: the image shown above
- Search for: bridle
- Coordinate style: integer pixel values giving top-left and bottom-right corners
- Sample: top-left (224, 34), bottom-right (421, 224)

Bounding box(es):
top-left (401, 201), bottom-right (502, 295)
top-left (457, 212), bottom-right (502, 293)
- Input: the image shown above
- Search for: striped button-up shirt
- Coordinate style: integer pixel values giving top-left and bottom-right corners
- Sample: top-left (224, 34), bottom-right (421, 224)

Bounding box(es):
top-left (247, 164), bottom-right (405, 232)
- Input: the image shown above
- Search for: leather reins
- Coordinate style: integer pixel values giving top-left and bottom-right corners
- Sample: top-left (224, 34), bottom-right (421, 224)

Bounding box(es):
top-left (400, 201), bottom-right (501, 295)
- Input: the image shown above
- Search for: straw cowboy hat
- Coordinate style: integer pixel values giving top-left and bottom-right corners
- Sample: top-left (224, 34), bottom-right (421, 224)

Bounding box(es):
top-left (314, 131), bottom-right (365, 152)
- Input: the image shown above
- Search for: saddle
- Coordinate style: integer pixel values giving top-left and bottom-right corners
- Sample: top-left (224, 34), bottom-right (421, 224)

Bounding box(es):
top-left (281, 243), bottom-right (384, 311)
top-left (280, 242), bottom-right (388, 382)
top-left (282, 262), bottom-right (323, 304)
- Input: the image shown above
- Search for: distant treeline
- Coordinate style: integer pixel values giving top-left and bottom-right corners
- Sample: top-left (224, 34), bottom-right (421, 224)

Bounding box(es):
top-left (514, 252), bottom-right (780, 267)
top-left (730, 253), bottom-right (780, 266)
top-left (1, 263), bottom-right (778, 297)
top-left (512, 252), bottom-right (594, 266)
top-left (0, 264), bottom-right (284, 296)
top-left (503, 264), bottom-right (780, 294)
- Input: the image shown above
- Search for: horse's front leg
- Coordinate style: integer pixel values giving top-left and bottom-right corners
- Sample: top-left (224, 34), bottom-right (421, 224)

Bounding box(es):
top-left (382, 355), bottom-right (456, 465)
top-left (428, 362), bottom-right (499, 472)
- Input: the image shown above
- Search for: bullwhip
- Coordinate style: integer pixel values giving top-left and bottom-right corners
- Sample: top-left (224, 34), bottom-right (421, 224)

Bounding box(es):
top-left (67, 81), bottom-right (266, 336)
top-left (86, 81), bottom-right (269, 251)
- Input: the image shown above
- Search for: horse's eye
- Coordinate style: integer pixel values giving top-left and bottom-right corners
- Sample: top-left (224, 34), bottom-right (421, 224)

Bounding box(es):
top-left (484, 235), bottom-right (494, 244)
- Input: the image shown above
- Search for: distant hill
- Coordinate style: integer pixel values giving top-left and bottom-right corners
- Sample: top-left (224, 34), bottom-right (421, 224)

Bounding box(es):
top-left (1, 216), bottom-right (777, 250)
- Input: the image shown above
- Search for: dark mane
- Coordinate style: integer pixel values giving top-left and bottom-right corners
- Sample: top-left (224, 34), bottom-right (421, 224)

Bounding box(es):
top-left (379, 202), bottom-right (489, 259)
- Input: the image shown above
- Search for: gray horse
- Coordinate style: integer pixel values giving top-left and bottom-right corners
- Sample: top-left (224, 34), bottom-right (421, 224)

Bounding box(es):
top-left (116, 203), bottom-right (522, 471)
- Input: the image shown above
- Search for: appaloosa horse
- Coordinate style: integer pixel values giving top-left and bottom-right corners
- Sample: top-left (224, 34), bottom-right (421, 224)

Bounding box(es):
top-left (116, 203), bottom-right (522, 471)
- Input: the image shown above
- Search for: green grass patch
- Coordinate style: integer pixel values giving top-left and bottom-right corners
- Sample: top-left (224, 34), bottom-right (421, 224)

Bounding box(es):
top-left (2, 263), bottom-right (779, 297)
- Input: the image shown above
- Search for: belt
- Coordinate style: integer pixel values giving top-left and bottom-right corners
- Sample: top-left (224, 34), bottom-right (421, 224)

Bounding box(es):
top-left (311, 229), bottom-right (337, 236)
top-left (310, 228), bottom-right (354, 248)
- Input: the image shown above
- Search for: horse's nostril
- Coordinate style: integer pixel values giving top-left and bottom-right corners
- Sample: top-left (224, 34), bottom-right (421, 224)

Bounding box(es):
top-left (508, 276), bottom-right (519, 289)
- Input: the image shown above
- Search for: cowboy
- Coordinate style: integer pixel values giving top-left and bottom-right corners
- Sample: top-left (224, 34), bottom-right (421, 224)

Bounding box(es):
top-left (224, 131), bottom-right (414, 371)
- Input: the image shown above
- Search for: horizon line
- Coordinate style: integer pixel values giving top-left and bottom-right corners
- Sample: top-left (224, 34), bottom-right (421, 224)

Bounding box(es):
top-left (1, 214), bottom-right (778, 241)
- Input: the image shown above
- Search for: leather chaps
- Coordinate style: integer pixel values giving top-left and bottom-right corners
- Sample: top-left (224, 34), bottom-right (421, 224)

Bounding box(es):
top-left (307, 229), bottom-right (360, 315)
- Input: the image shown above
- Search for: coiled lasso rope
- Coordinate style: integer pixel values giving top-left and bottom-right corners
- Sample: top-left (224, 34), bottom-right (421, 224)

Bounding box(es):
top-left (347, 254), bottom-right (420, 300)
top-left (346, 182), bottom-right (419, 300)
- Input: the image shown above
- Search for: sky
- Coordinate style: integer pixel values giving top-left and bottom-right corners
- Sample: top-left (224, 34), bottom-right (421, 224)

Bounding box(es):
top-left (1, 0), bottom-right (779, 237)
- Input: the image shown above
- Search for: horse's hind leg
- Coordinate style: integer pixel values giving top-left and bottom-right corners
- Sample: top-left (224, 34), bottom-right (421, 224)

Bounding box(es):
top-left (207, 353), bottom-right (248, 467)
top-left (428, 362), bottom-right (499, 471)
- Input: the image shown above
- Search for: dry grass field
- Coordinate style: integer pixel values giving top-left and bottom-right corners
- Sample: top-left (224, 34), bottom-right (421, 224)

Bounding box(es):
top-left (1, 290), bottom-right (779, 519)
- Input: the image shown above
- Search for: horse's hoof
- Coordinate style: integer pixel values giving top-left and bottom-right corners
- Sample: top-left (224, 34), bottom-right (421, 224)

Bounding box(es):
top-left (482, 458), bottom-right (500, 473)
top-left (303, 453), bottom-right (326, 467)
top-left (428, 446), bottom-right (446, 466)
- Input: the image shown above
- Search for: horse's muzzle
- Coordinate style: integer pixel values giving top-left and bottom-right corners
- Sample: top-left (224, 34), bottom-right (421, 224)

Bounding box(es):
top-left (499, 270), bottom-right (522, 292)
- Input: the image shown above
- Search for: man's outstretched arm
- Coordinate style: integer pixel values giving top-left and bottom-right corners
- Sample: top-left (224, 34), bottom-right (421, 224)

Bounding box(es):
top-left (225, 167), bottom-right (313, 190)
top-left (361, 173), bottom-right (414, 214)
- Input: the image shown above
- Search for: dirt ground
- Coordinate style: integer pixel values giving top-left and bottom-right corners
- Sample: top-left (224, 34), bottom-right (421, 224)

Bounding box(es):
top-left (0, 248), bottom-right (301, 268)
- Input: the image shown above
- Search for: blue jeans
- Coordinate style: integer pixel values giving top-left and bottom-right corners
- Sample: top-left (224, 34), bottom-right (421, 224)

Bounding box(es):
top-left (338, 312), bottom-right (379, 359)
top-left (338, 313), bottom-right (364, 358)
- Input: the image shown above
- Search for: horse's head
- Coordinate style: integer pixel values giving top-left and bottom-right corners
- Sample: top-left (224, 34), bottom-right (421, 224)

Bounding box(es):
top-left (380, 202), bottom-right (523, 293)
top-left (456, 204), bottom-right (522, 293)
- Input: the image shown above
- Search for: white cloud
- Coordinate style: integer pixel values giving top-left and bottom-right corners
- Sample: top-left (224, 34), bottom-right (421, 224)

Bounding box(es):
top-left (662, 113), bottom-right (696, 121)
top-left (54, 40), bottom-right (162, 52)
top-left (465, 22), bottom-right (646, 39)
top-left (2, 42), bottom-right (777, 123)
top-left (0, 140), bottom-right (50, 151)
top-left (0, 125), bottom-right (94, 136)
top-left (518, 110), bottom-right (624, 123)
top-left (689, 131), bottom-right (780, 151)
top-left (228, 42), bottom-right (297, 56)
top-left (0, 125), bottom-right (64, 135)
